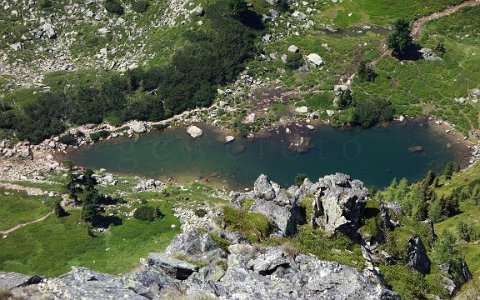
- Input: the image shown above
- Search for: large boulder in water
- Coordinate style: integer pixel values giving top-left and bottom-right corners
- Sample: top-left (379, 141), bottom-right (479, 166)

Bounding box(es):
top-left (187, 126), bottom-right (203, 138)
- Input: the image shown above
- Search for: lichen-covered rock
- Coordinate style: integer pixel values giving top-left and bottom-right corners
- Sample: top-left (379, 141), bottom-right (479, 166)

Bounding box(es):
top-left (253, 174), bottom-right (276, 200)
top-left (379, 202), bottom-right (393, 231)
top-left (37, 267), bottom-right (147, 300)
top-left (165, 230), bottom-right (227, 263)
top-left (147, 253), bottom-right (198, 280)
top-left (311, 173), bottom-right (368, 233)
top-left (0, 272), bottom-right (42, 289)
top-left (10, 236), bottom-right (400, 300)
top-left (233, 174), bottom-right (304, 236)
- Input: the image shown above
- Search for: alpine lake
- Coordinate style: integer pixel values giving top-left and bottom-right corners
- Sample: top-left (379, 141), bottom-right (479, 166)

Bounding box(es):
top-left (68, 119), bottom-right (471, 189)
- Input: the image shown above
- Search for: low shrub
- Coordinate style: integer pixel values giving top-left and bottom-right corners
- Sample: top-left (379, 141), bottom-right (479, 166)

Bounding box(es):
top-left (209, 233), bottom-right (231, 252)
top-left (105, 0), bottom-right (125, 15)
top-left (90, 130), bottom-right (110, 142)
top-left (132, 0), bottom-right (149, 13)
top-left (286, 52), bottom-right (304, 70)
top-left (134, 205), bottom-right (163, 221)
top-left (59, 133), bottom-right (77, 146)
top-left (194, 208), bottom-right (207, 218)
top-left (351, 98), bottom-right (395, 128)
top-left (222, 206), bottom-right (274, 242)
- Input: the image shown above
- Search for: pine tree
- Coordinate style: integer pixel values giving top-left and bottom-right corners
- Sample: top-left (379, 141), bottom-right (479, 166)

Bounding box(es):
top-left (444, 162), bottom-right (454, 180)
top-left (54, 199), bottom-right (67, 217)
top-left (387, 19), bottom-right (413, 58)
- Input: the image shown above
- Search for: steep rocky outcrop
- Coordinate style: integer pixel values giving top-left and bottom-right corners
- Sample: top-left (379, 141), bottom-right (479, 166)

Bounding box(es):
top-left (230, 173), bottom-right (368, 236)
top-left (407, 236), bottom-right (431, 275)
top-left (231, 174), bottom-right (305, 236)
top-left (311, 173), bottom-right (368, 232)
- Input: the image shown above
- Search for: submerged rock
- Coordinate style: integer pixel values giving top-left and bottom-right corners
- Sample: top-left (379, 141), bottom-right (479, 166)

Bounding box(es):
top-left (225, 135), bottom-right (235, 143)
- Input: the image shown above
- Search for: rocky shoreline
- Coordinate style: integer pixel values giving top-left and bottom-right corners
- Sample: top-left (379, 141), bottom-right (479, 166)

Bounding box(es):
top-left (0, 101), bottom-right (479, 184)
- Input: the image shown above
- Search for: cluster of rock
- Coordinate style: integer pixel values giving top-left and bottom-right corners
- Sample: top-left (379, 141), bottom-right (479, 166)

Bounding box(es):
top-left (134, 179), bottom-right (166, 192)
top-left (231, 173), bottom-right (368, 236)
top-left (2, 230), bottom-right (399, 300)
top-left (0, 0), bottom-right (203, 91)
top-left (418, 48), bottom-right (442, 61)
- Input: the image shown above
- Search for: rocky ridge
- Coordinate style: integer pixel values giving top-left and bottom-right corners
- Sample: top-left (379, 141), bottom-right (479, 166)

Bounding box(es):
top-left (1, 173), bottom-right (401, 299)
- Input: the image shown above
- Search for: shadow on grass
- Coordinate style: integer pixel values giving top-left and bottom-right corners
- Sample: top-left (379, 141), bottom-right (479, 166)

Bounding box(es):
top-left (93, 215), bottom-right (123, 228)
top-left (397, 44), bottom-right (423, 61)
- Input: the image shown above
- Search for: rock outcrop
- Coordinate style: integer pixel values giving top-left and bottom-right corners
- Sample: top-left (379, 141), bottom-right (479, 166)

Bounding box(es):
top-left (5, 235), bottom-right (399, 300)
top-left (407, 236), bottom-right (431, 275)
top-left (231, 174), bottom-right (305, 236)
top-left (0, 173), bottom-right (401, 299)
top-left (308, 173), bottom-right (368, 233)
top-left (231, 173), bottom-right (368, 236)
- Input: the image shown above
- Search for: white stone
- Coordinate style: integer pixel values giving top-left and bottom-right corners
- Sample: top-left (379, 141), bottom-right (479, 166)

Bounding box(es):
top-left (130, 121), bottom-right (147, 133)
top-left (187, 126), bottom-right (203, 138)
top-left (225, 136), bottom-right (235, 143)
top-left (10, 42), bottom-right (21, 51)
top-left (245, 113), bottom-right (256, 124)
top-left (288, 45), bottom-right (299, 53)
top-left (307, 53), bottom-right (324, 66)
top-left (295, 106), bottom-right (308, 114)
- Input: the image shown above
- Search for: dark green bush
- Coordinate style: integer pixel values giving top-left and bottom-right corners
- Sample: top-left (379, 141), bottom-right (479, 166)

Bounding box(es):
top-left (132, 0), bottom-right (149, 13)
top-left (105, 0), bottom-right (124, 15)
top-left (351, 98), bottom-right (395, 128)
top-left (338, 90), bottom-right (353, 109)
top-left (194, 208), bottom-right (207, 218)
top-left (134, 205), bottom-right (163, 221)
top-left (39, 0), bottom-right (53, 9)
top-left (358, 62), bottom-right (377, 82)
top-left (387, 19), bottom-right (413, 58)
top-left (286, 52), bottom-right (304, 70)
top-left (59, 133), bottom-right (77, 146)
top-left (294, 173), bottom-right (308, 187)
top-left (90, 130), bottom-right (110, 142)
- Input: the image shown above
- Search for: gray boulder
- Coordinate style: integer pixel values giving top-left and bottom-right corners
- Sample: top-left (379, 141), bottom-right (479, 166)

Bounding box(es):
top-left (147, 253), bottom-right (198, 280)
top-left (164, 230), bottom-right (227, 263)
top-left (253, 174), bottom-right (276, 200)
top-left (234, 175), bottom-right (304, 236)
top-left (312, 173), bottom-right (368, 233)
top-left (0, 272), bottom-right (42, 289)
top-left (379, 202), bottom-right (393, 231)
top-left (203, 244), bottom-right (400, 300)
top-left (38, 267), bottom-right (147, 299)
top-left (407, 236), bottom-right (431, 274)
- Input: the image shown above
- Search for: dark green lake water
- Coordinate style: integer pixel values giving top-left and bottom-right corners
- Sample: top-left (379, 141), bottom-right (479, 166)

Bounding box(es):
top-left (68, 121), bottom-right (469, 189)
